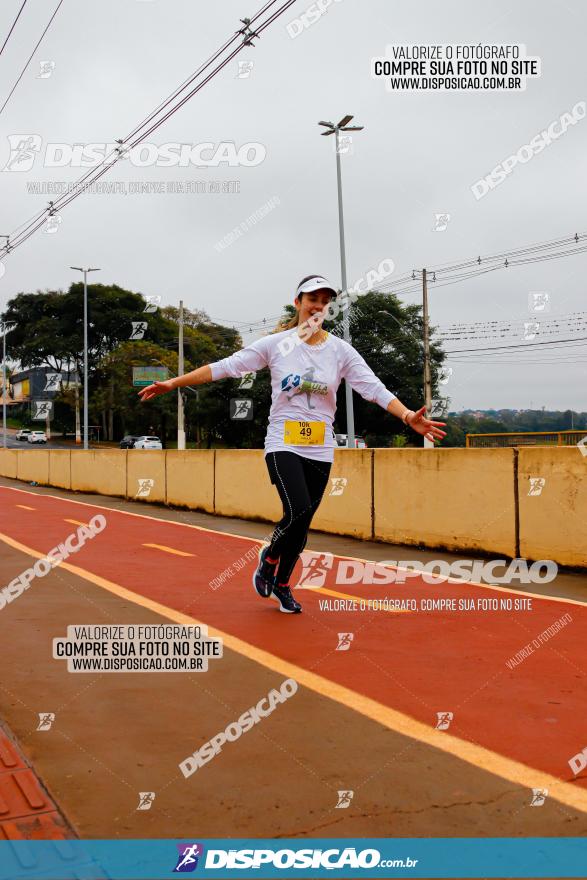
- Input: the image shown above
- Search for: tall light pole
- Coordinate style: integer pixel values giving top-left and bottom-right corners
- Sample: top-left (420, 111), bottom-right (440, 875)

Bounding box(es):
top-left (177, 300), bottom-right (185, 450)
top-left (319, 114), bottom-right (364, 449)
top-left (70, 267), bottom-right (100, 449)
top-left (1, 322), bottom-right (16, 448)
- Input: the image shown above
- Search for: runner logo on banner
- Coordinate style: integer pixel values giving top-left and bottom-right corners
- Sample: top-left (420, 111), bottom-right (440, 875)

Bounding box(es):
top-left (43, 373), bottom-right (62, 391)
top-left (32, 400), bottom-right (53, 420)
top-left (130, 321), bottom-right (148, 340)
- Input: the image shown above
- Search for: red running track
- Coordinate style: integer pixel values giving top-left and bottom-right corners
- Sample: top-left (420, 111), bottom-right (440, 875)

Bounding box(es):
top-left (0, 486), bottom-right (585, 788)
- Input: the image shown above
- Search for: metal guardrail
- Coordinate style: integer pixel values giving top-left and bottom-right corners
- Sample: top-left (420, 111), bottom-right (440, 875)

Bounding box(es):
top-left (466, 430), bottom-right (587, 448)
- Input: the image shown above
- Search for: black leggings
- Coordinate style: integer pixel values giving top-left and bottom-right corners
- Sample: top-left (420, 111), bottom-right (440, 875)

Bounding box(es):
top-left (265, 451), bottom-right (332, 585)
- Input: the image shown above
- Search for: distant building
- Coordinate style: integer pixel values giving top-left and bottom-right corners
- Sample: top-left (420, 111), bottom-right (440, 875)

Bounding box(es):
top-left (8, 367), bottom-right (79, 404)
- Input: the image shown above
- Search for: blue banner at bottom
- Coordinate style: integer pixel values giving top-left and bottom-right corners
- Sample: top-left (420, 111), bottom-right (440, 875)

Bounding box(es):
top-left (0, 838), bottom-right (585, 879)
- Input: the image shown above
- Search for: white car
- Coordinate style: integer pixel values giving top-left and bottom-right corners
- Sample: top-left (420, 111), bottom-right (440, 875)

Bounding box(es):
top-left (27, 430), bottom-right (47, 444)
top-left (16, 429), bottom-right (32, 441)
top-left (133, 435), bottom-right (162, 450)
top-left (335, 433), bottom-right (367, 449)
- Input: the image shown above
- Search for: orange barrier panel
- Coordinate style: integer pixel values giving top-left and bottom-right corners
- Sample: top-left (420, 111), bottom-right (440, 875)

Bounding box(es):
top-left (0, 450), bottom-right (18, 479)
top-left (70, 450), bottom-right (127, 497)
top-left (312, 449), bottom-right (373, 540)
top-left (127, 450), bottom-right (166, 503)
top-left (16, 450), bottom-right (50, 486)
top-left (48, 450), bottom-right (71, 490)
top-left (214, 450), bottom-right (281, 523)
top-left (518, 446), bottom-right (587, 567)
top-left (166, 450), bottom-right (215, 514)
top-left (373, 448), bottom-right (517, 557)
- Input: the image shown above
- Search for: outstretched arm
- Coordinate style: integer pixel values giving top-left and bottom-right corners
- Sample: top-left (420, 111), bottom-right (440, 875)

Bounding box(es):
top-left (138, 337), bottom-right (270, 402)
top-left (386, 398), bottom-right (446, 443)
top-left (137, 365), bottom-right (212, 401)
top-left (341, 346), bottom-right (446, 443)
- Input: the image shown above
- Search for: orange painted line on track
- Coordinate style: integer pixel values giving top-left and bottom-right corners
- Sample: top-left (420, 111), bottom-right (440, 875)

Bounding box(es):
top-left (0, 485), bottom-right (586, 798)
top-left (142, 543), bottom-right (195, 557)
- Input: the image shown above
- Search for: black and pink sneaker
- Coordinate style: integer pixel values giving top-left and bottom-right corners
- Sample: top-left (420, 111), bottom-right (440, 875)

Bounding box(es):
top-left (253, 545), bottom-right (278, 598)
top-left (271, 583), bottom-right (302, 614)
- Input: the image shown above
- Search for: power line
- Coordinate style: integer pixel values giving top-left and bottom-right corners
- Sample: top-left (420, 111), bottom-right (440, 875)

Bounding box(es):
top-left (49, 4), bottom-right (278, 212)
top-left (194, 296), bottom-right (587, 362)
top-left (438, 311), bottom-right (587, 330)
top-left (0, 0), bottom-right (28, 58)
top-left (201, 235), bottom-right (587, 335)
top-left (423, 232), bottom-right (585, 278)
top-left (5, 2), bottom-right (290, 235)
top-left (372, 234), bottom-right (587, 298)
top-left (435, 323), bottom-right (587, 343)
top-left (1, 1), bottom-right (295, 249)
top-left (444, 336), bottom-right (587, 354)
top-left (0, 0), bottom-right (64, 117)
top-left (0, 0), bottom-right (296, 259)
top-left (209, 308), bottom-right (587, 348)
top-left (445, 358), bottom-right (587, 365)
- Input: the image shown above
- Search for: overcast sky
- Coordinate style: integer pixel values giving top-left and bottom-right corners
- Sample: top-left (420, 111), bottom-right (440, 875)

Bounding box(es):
top-left (0, 0), bottom-right (585, 411)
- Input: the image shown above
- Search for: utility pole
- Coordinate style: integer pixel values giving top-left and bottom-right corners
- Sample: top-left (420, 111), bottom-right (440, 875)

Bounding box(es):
top-left (319, 114), bottom-right (364, 449)
top-left (380, 268), bottom-right (435, 448)
top-left (1, 329), bottom-right (5, 449)
top-left (195, 388), bottom-right (201, 448)
top-left (45, 368), bottom-right (51, 442)
top-left (422, 268), bottom-right (433, 449)
top-left (1, 323), bottom-right (15, 449)
top-left (177, 300), bottom-right (186, 450)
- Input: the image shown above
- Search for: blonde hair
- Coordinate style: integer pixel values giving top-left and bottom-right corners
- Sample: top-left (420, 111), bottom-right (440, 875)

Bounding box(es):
top-left (275, 311), bottom-right (299, 332)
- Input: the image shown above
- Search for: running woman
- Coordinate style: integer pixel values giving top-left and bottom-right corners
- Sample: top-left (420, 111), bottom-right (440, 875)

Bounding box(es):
top-left (138, 275), bottom-right (446, 614)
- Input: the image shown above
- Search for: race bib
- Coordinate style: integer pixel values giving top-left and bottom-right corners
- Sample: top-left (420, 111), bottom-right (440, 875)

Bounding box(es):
top-left (283, 420), bottom-right (326, 445)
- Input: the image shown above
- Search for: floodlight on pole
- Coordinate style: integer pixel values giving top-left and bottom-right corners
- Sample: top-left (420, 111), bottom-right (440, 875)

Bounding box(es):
top-left (317, 113), bottom-right (364, 448)
top-left (70, 266), bottom-right (100, 449)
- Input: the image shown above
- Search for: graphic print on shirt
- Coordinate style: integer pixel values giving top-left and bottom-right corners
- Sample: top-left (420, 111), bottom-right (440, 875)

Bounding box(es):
top-left (280, 367), bottom-right (328, 411)
top-left (208, 330), bottom-right (396, 462)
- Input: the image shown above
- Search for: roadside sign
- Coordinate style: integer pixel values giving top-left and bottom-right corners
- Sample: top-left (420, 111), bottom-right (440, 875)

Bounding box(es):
top-left (132, 366), bottom-right (169, 387)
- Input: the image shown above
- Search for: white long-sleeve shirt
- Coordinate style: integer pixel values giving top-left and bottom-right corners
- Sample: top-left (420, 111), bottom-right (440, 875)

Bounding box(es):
top-left (209, 329), bottom-right (395, 462)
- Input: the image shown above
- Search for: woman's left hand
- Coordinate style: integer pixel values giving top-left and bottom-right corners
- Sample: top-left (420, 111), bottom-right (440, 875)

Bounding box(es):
top-left (407, 406), bottom-right (447, 443)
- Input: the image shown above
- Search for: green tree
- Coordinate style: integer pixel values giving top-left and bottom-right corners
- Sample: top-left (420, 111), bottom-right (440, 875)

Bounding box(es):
top-left (327, 292), bottom-right (446, 446)
top-left (2, 284), bottom-right (179, 438)
top-left (157, 307), bottom-right (245, 447)
top-left (92, 341), bottom-right (183, 443)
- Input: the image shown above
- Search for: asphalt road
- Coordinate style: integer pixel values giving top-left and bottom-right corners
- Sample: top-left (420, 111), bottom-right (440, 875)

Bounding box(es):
top-left (1, 428), bottom-right (86, 450)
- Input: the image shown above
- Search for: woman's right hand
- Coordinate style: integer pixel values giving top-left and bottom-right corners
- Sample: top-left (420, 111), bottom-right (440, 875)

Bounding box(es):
top-left (138, 379), bottom-right (176, 401)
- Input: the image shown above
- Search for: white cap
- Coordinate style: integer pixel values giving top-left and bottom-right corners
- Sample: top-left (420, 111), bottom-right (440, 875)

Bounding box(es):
top-left (296, 275), bottom-right (338, 298)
